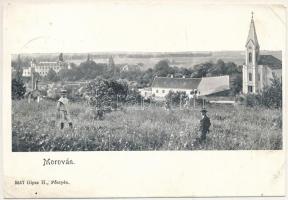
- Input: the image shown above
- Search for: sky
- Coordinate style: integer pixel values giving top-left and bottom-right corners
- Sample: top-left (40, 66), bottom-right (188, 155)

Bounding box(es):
top-left (3, 1), bottom-right (286, 53)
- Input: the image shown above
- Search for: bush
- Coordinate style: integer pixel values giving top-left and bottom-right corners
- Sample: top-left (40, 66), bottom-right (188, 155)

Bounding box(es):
top-left (165, 91), bottom-right (189, 107)
top-left (261, 74), bottom-right (282, 108)
top-left (85, 78), bottom-right (141, 115)
top-left (237, 75), bottom-right (282, 108)
top-left (12, 78), bottom-right (26, 100)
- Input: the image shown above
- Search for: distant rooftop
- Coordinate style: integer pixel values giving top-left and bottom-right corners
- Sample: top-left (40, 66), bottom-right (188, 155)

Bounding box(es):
top-left (258, 55), bottom-right (282, 69)
top-left (152, 77), bottom-right (201, 90)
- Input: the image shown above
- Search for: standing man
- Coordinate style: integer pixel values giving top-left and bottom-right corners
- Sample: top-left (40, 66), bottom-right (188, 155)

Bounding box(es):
top-left (57, 89), bottom-right (73, 130)
top-left (199, 108), bottom-right (211, 142)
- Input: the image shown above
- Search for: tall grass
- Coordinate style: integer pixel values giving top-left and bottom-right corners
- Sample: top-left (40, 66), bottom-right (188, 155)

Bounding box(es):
top-left (12, 99), bottom-right (282, 151)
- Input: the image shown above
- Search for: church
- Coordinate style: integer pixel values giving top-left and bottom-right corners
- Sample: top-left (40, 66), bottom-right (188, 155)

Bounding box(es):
top-left (242, 13), bottom-right (282, 94)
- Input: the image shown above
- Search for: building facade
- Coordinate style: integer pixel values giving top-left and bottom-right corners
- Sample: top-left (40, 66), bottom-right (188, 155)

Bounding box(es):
top-left (22, 60), bottom-right (68, 77)
top-left (142, 75), bottom-right (229, 100)
top-left (242, 14), bottom-right (282, 94)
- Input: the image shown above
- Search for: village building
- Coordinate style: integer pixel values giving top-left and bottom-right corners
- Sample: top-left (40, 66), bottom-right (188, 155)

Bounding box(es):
top-left (120, 64), bottom-right (141, 72)
top-left (140, 75), bottom-right (230, 100)
top-left (242, 13), bottom-right (282, 94)
top-left (22, 57), bottom-right (69, 77)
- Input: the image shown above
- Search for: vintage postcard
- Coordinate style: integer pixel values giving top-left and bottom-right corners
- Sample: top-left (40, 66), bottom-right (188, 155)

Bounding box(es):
top-left (1, 0), bottom-right (287, 198)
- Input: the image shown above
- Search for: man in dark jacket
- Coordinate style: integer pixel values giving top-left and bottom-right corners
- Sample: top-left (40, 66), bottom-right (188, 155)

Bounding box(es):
top-left (199, 108), bottom-right (211, 142)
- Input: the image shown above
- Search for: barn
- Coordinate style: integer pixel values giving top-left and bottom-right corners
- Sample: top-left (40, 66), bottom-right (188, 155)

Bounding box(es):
top-left (139, 75), bottom-right (230, 100)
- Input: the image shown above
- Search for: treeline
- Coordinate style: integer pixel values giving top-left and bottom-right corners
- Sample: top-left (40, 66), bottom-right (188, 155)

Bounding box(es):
top-left (14, 56), bottom-right (243, 94)
top-left (12, 52), bottom-right (213, 62)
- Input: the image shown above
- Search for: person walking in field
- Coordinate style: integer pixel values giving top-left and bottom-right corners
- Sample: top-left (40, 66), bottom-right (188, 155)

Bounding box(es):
top-left (57, 89), bottom-right (73, 130)
top-left (199, 108), bottom-right (211, 142)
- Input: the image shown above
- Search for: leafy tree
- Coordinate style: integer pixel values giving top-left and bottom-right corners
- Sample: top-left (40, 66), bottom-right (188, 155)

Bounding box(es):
top-left (46, 69), bottom-right (59, 82)
top-left (237, 74), bottom-right (282, 108)
top-left (165, 91), bottom-right (188, 107)
top-left (86, 78), bottom-right (114, 113)
top-left (192, 62), bottom-right (213, 78)
top-left (261, 74), bottom-right (282, 108)
top-left (154, 60), bottom-right (174, 77)
top-left (225, 62), bottom-right (240, 74)
top-left (230, 74), bottom-right (242, 95)
top-left (125, 89), bottom-right (141, 105)
top-left (59, 53), bottom-right (64, 62)
top-left (108, 56), bottom-right (115, 69)
top-left (79, 60), bottom-right (106, 79)
top-left (12, 69), bottom-right (26, 100)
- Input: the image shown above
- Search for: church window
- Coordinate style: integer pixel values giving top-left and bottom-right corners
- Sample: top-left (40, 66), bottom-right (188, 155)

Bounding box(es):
top-left (156, 90), bottom-right (158, 93)
top-left (248, 86), bottom-right (253, 93)
top-left (258, 73), bottom-right (260, 81)
top-left (248, 52), bottom-right (252, 63)
top-left (162, 90), bottom-right (165, 93)
top-left (249, 73), bottom-right (252, 81)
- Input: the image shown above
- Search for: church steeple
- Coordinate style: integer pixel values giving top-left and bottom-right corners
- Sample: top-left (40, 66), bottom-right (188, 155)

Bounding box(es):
top-left (243, 12), bottom-right (261, 94)
top-left (246, 12), bottom-right (259, 48)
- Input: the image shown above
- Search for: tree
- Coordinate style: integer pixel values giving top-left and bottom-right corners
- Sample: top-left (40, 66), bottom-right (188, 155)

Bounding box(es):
top-left (108, 56), bottom-right (115, 69)
top-left (192, 62), bottom-right (213, 78)
top-left (59, 53), bottom-right (64, 62)
top-left (230, 74), bottom-right (242, 95)
top-left (261, 74), bottom-right (282, 108)
top-left (79, 60), bottom-right (106, 79)
top-left (46, 69), bottom-right (59, 82)
top-left (12, 68), bottom-right (26, 100)
top-left (85, 78), bottom-right (115, 114)
top-left (154, 60), bottom-right (174, 77)
top-left (165, 91), bottom-right (189, 107)
top-left (237, 74), bottom-right (282, 108)
top-left (86, 54), bottom-right (91, 62)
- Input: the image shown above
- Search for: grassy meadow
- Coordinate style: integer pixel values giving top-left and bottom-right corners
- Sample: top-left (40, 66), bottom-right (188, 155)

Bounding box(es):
top-left (12, 99), bottom-right (282, 151)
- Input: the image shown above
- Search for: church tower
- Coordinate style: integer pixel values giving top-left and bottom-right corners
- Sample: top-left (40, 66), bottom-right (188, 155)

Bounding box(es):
top-left (242, 12), bottom-right (260, 94)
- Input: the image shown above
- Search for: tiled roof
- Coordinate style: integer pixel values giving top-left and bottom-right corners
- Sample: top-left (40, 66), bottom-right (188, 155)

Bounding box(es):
top-left (152, 77), bottom-right (201, 90)
top-left (151, 75), bottom-right (230, 96)
top-left (258, 55), bottom-right (282, 69)
top-left (197, 76), bottom-right (230, 96)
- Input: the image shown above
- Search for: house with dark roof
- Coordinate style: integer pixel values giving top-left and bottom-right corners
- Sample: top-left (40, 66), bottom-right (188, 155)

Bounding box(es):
top-left (242, 14), bottom-right (282, 94)
top-left (140, 75), bottom-right (230, 100)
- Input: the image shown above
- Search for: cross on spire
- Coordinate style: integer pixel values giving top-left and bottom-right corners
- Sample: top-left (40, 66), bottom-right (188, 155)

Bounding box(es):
top-left (251, 11), bottom-right (254, 19)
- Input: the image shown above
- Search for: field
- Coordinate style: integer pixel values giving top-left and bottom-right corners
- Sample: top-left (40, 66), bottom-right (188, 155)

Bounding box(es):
top-left (12, 99), bottom-right (282, 151)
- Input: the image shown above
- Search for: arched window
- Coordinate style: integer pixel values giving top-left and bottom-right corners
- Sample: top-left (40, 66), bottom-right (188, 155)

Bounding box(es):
top-left (248, 52), bottom-right (252, 63)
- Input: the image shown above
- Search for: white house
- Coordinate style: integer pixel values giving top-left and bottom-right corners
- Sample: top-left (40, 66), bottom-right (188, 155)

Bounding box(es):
top-left (242, 14), bottom-right (282, 94)
top-left (143, 75), bottom-right (230, 100)
top-left (139, 87), bottom-right (152, 99)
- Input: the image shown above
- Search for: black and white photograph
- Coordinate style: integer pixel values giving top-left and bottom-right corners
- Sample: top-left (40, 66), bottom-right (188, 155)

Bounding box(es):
top-left (10, 3), bottom-right (283, 152)
top-left (2, 0), bottom-right (287, 198)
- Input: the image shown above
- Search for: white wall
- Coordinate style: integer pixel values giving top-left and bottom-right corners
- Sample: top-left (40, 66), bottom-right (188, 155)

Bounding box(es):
top-left (151, 87), bottom-right (194, 99)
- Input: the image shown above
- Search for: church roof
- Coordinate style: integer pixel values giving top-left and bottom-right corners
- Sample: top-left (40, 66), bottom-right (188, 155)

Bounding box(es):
top-left (246, 18), bottom-right (259, 48)
top-left (152, 77), bottom-right (201, 90)
top-left (258, 55), bottom-right (282, 69)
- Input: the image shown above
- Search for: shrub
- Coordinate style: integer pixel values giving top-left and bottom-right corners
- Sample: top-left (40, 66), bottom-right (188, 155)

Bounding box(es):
top-left (165, 91), bottom-right (189, 108)
top-left (12, 78), bottom-right (26, 100)
top-left (236, 75), bottom-right (282, 108)
top-left (261, 74), bottom-right (282, 108)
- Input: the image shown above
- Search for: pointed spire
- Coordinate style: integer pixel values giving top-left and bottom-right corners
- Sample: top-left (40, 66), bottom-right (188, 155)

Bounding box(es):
top-left (246, 12), bottom-right (259, 48)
